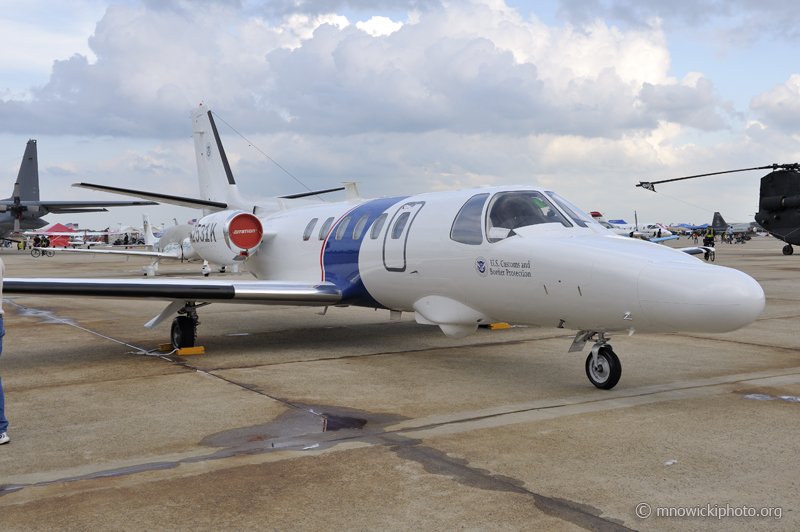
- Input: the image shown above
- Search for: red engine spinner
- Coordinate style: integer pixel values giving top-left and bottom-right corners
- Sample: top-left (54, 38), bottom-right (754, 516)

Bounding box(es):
top-left (227, 212), bottom-right (263, 250)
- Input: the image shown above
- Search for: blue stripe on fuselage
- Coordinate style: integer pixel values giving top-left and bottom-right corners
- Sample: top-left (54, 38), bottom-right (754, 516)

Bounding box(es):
top-left (323, 196), bottom-right (408, 308)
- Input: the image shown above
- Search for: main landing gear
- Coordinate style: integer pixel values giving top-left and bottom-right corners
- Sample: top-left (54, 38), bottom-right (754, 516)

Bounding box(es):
top-left (170, 302), bottom-right (206, 349)
top-left (582, 333), bottom-right (622, 390)
top-left (783, 244), bottom-right (794, 255)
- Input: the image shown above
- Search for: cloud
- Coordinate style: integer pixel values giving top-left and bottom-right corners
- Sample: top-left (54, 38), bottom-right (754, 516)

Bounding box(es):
top-left (556, 0), bottom-right (800, 43)
top-left (3, 0), bottom-right (782, 228)
top-left (0, 1), bottom-right (732, 140)
top-left (639, 74), bottom-right (727, 131)
top-left (253, 0), bottom-right (441, 19)
top-left (750, 74), bottom-right (800, 133)
top-left (356, 15), bottom-right (404, 36)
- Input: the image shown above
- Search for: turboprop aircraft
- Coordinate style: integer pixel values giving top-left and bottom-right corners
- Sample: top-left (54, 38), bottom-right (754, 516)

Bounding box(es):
top-left (4, 106), bottom-right (766, 390)
top-left (0, 139), bottom-right (158, 236)
top-left (44, 214), bottom-right (238, 276)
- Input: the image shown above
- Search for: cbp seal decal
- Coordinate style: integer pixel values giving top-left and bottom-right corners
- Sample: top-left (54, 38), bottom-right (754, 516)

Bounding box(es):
top-left (206, 143), bottom-right (212, 158)
top-left (475, 256), bottom-right (488, 277)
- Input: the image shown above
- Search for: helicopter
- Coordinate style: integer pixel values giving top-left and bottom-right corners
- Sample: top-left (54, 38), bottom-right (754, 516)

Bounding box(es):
top-left (636, 163), bottom-right (800, 255)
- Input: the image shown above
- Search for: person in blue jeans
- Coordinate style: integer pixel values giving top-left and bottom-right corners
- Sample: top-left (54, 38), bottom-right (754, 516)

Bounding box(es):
top-left (0, 256), bottom-right (7, 445)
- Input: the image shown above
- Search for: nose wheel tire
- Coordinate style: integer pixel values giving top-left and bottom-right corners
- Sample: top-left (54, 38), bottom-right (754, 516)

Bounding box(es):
top-left (586, 346), bottom-right (622, 390)
top-left (783, 245), bottom-right (794, 255)
top-left (171, 316), bottom-right (195, 349)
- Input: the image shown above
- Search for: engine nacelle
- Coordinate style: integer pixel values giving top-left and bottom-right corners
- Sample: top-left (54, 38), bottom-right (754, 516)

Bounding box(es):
top-left (190, 210), bottom-right (263, 265)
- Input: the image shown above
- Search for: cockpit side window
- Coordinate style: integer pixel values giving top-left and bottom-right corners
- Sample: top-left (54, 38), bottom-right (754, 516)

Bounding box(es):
top-left (486, 191), bottom-right (570, 242)
top-left (451, 193), bottom-right (489, 245)
top-left (545, 192), bottom-right (596, 228)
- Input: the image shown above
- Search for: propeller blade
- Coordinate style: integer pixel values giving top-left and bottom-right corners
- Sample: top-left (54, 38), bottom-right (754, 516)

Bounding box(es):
top-left (636, 163), bottom-right (800, 189)
top-left (14, 217), bottom-right (20, 232)
top-left (13, 183), bottom-right (20, 203)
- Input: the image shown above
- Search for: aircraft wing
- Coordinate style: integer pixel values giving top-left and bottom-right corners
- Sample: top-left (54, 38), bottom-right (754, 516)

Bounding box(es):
top-left (37, 200), bottom-right (158, 213)
top-left (73, 183), bottom-right (228, 210)
top-left (41, 247), bottom-right (177, 259)
top-left (4, 278), bottom-right (342, 306)
top-left (650, 235), bottom-right (679, 243)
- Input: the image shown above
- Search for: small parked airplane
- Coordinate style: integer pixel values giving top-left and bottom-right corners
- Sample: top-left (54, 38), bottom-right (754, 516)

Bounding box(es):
top-left (44, 214), bottom-right (238, 276)
top-left (591, 212), bottom-right (676, 242)
top-left (5, 107), bottom-right (766, 390)
top-left (0, 139), bottom-right (157, 235)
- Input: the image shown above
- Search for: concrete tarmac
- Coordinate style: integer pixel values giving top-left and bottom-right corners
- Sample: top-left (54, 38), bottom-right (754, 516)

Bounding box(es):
top-left (0, 237), bottom-right (797, 531)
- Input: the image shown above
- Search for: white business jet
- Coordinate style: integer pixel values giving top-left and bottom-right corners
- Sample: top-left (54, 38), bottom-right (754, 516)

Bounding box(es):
top-left (46, 214), bottom-right (238, 276)
top-left (4, 106), bottom-right (765, 390)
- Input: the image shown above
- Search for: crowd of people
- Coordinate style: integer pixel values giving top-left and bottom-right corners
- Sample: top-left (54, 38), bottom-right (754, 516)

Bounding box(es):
top-left (686, 227), bottom-right (741, 245)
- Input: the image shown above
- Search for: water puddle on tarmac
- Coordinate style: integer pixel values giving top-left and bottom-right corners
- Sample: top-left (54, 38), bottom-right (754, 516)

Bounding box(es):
top-left (0, 404), bottom-right (406, 497)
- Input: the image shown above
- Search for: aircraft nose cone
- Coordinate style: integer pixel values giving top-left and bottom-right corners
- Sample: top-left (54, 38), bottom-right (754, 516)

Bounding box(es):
top-left (637, 262), bottom-right (765, 333)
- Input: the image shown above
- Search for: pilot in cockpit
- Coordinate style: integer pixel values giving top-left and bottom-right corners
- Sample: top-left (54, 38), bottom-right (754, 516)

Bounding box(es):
top-left (486, 192), bottom-right (572, 242)
top-left (491, 195), bottom-right (545, 230)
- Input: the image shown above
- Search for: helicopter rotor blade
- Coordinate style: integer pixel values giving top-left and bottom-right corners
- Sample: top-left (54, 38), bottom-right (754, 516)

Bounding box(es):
top-left (637, 163), bottom-right (800, 192)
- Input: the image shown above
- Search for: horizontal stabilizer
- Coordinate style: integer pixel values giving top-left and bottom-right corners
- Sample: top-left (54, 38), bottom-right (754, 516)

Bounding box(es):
top-left (5, 278), bottom-right (342, 306)
top-left (278, 187), bottom-right (345, 199)
top-left (73, 183), bottom-right (227, 210)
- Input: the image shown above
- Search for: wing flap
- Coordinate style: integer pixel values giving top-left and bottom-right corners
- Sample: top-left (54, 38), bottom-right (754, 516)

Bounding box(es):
top-left (4, 278), bottom-right (342, 306)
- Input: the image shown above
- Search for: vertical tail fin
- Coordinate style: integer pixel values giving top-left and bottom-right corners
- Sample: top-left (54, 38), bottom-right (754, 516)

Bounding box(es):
top-left (16, 139), bottom-right (40, 201)
top-left (711, 212), bottom-right (727, 231)
top-left (191, 107), bottom-right (242, 214)
top-left (142, 213), bottom-right (158, 247)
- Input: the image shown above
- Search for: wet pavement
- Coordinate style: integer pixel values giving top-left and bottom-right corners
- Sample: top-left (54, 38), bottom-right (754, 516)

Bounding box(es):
top-left (0, 239), bottom-right (797, 531)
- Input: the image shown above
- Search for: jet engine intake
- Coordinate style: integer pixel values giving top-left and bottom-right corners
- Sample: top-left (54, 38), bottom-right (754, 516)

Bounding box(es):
top-left (190, 210), bottom-right (263, 264)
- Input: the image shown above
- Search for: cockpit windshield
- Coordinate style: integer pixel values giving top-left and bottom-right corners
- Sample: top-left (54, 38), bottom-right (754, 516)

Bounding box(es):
top-left (545, 192), bottom-right (597, 228)
top-left (486, 191), bottom-right (570, 242)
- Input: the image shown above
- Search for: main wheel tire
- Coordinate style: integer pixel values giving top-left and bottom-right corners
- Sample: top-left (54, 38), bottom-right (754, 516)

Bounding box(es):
top-left (585, 346), bottom-right (622, 390)
top-left (171, 316), bottom-right (195, 349)
top-left (783, 245), bottom-right (794, 256)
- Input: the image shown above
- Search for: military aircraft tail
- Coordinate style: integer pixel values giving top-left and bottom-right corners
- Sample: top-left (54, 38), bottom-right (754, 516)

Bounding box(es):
top-left (711, 212), bottom-right (728, 232)
top-left (16, 139), bottom-right (40, 201)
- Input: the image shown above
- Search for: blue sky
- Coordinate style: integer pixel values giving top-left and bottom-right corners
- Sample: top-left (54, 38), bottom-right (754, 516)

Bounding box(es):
top-left (1, 0), bottom-right (798, 229)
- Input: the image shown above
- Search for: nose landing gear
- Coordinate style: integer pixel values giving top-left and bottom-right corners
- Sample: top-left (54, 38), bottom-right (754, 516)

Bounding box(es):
top-left (576, 332), bottom-right (622, 389)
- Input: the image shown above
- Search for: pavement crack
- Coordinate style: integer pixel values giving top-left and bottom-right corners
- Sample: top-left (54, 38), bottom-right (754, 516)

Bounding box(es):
top-left (199, 335), bottom-right (570, 372)
top-left (388, 443), bottom-right (634, 532)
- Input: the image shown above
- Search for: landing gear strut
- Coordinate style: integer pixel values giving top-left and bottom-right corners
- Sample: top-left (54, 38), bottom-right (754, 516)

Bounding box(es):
top-left (170, 302), bottom-right (206, 349)
top-left (584, 333), bottom-right (622, 390)
top-left (783, 244), bottom-right (794, 255)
